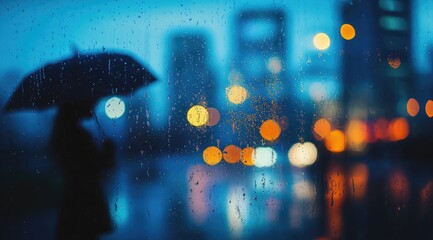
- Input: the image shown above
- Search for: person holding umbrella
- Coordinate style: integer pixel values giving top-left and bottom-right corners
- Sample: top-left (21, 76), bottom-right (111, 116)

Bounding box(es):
top-left (5, 51), bottom-right (156, 239)
top-left (51, 100), bottom-right (115, 239)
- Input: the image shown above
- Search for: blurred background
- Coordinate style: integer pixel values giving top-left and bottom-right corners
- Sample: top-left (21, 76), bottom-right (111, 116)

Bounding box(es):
top-left (2, 0), bottom-right (433, 239)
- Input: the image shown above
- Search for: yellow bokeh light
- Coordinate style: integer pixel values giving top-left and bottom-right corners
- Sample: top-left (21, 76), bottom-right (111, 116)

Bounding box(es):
top-left (406, 98), bottom-right (420, 117)
top-left (426, 100), bottom-right (433, 118)
top-left (313, 33), bottom-right (331, 50)
top-left (340, 24), bottom-right (356, 40)
top-left (202, 146), bottom-right (222, 166)
top-left (227, 85), bottom-right (248, 104)
top-left (241, 147), bottom-right (254, 166)
top-left (259, 119), bottom-right (281, 141)
top-left (186, 105), bottom-right (209, 127)
top-left (223, 145), bottom-right (242, 164)
top-left (325, 130), bottom-right (346, 153)
top-left (313, 118), bottom-right (331, 140)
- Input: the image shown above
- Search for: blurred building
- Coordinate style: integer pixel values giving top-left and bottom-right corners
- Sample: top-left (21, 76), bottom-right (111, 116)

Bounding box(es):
top-left (167, 32), bottom-right (217, 151)
top-left (233, 9), bottom-right (289, 108)
top-left (342, 0), bottom-right (415, 120)
top-left (227, 9), bottom-right (297, 145)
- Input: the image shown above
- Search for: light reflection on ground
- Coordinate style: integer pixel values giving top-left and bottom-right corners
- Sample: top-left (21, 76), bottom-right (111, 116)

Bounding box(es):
top-left (2, 153), bottom-right (433, 239)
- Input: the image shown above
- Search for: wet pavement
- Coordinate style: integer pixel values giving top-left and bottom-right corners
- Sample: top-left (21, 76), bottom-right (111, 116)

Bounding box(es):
top-left (2, 151), bottom-right (433, 239)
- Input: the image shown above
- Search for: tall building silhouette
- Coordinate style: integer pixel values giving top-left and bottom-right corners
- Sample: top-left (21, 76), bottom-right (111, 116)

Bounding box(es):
top-left (228, 9), bottom-right (295, 145)
top-left (167, 32), bottom-right (217, 151)
top-left (342, 0), bottom-right (415, 119)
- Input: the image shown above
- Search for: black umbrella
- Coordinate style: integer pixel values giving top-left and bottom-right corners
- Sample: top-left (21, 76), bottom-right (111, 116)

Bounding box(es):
top-left (5, 51), bottom-right (156, 111)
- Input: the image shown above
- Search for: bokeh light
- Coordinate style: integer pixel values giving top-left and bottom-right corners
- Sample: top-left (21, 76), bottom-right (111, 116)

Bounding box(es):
top-left (426, 100), bottom-right (433, 118)
top-left (227, 85), bottom-right (248, 104)
top-left (228, 69), bottom-right (243, 82)
top-left (241, 147), bottom-right (254, 166)
top-left (187, 105), bottom-right (209, 127)
top-left (346, 119), bottom-right (368, 152)
top-left (259, 119), bottom-right (281, 141)
top-left (326, 165), bottom-right (346, 204)
top-left (227, 186), bottom-right (249, 238)
top-left (293, 180), bottom-right (315, 200)
top-left (388, 117), bottom-right (409, 141)
top-left (325, 165), bottom-right (345, 239)
top-left (203, 146), bottom-right (222, 166)
top-left (350, 163), bottom-right (369, 200)
top-left (187, 165), bottom-right (210, 223)
top-left (288, 142), bottom-right (318, 168)
top-left (389, 170), bottom-right (410, 201)
top-left (105, 96), bottom-right (126, 119)
top-left (313, 33), bottom-right (331, 50)
top-left (223, 145), bottom-right (242, 164)
top-left (406, 98), bottom-right (420, 117)
top-left (253, 147), bottom-right (277, 168)
top-left (374, 118), bottom-right (389, 141)
top-left (308, 82), bottom-right (327, 102)
top-left (340, 24), bottom-right (356, 40)
top-left (387, 56), bottom-right (401, 69)
top-left (325, 130), bottom-right (346, 153)
top-left (267, 56), bottom-right (282, 74)
top-left (313, 118), bottom-right (331, 140)
top-left (206, 107), bottom-right (221, 126)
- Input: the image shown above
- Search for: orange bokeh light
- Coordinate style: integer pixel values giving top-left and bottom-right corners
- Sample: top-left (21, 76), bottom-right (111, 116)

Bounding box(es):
top-left (326, 165), bottom-right (345, 239)
top-left (387, 56), bottom-right (401, 69)
top-left (325, 130), bottom-right (346, 153)
top-left (388, 117), bottom-right (409, 141)
top-left (346, 119), bottom-right (368, 152)
top-left (259, 119), bottom-right (282, 141)
top-left (326, 165), bottom-right (346, 204)
top-left (313, 118), bottom-right (331, 140)
top-left (426, 100), bottom-right (433, 118)
top-left (202, 146), bottom-right (222, 166)
top-left (241, 147), bottom-right (254, 166)
top-left (349, 163), bottom-right (369, 200)
top-left (340, 24), bottom-right (356, 40)
top-left (406, 98), bottom-right (420, 117)
top-left (223, 145), bottom-right (242, 164)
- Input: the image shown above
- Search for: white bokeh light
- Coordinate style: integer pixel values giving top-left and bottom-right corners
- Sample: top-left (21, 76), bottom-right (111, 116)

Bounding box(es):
top-left (253, 147), bottom-right (277, 168)
top-left (288, 142), bottom-right (318, 168)
top-left (105, 97), bottom-right (126, 119)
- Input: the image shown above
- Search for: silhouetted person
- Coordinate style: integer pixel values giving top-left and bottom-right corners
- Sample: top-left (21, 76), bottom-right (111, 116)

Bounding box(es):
top-left (51, 101), bottom-right (114, 240)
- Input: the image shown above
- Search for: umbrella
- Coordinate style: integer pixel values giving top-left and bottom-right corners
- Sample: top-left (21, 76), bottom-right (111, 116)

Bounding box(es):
top-left (5, 51), bottom-right (156, 111)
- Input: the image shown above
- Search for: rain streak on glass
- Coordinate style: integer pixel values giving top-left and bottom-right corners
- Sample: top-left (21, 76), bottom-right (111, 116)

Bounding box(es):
top-left (3, 1), bottom-right (433, 239)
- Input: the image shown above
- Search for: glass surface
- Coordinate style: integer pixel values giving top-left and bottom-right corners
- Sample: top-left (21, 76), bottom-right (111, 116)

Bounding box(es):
top-left (1, 0), bottom-right (433, 239)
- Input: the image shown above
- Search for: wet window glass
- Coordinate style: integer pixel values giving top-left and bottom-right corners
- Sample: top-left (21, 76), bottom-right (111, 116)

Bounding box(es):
top-left (1, 0), bottom-right (433, 239)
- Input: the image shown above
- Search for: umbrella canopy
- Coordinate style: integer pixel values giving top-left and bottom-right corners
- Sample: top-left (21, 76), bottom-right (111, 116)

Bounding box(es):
top-left (5, 51), bottom-right (156, 111)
